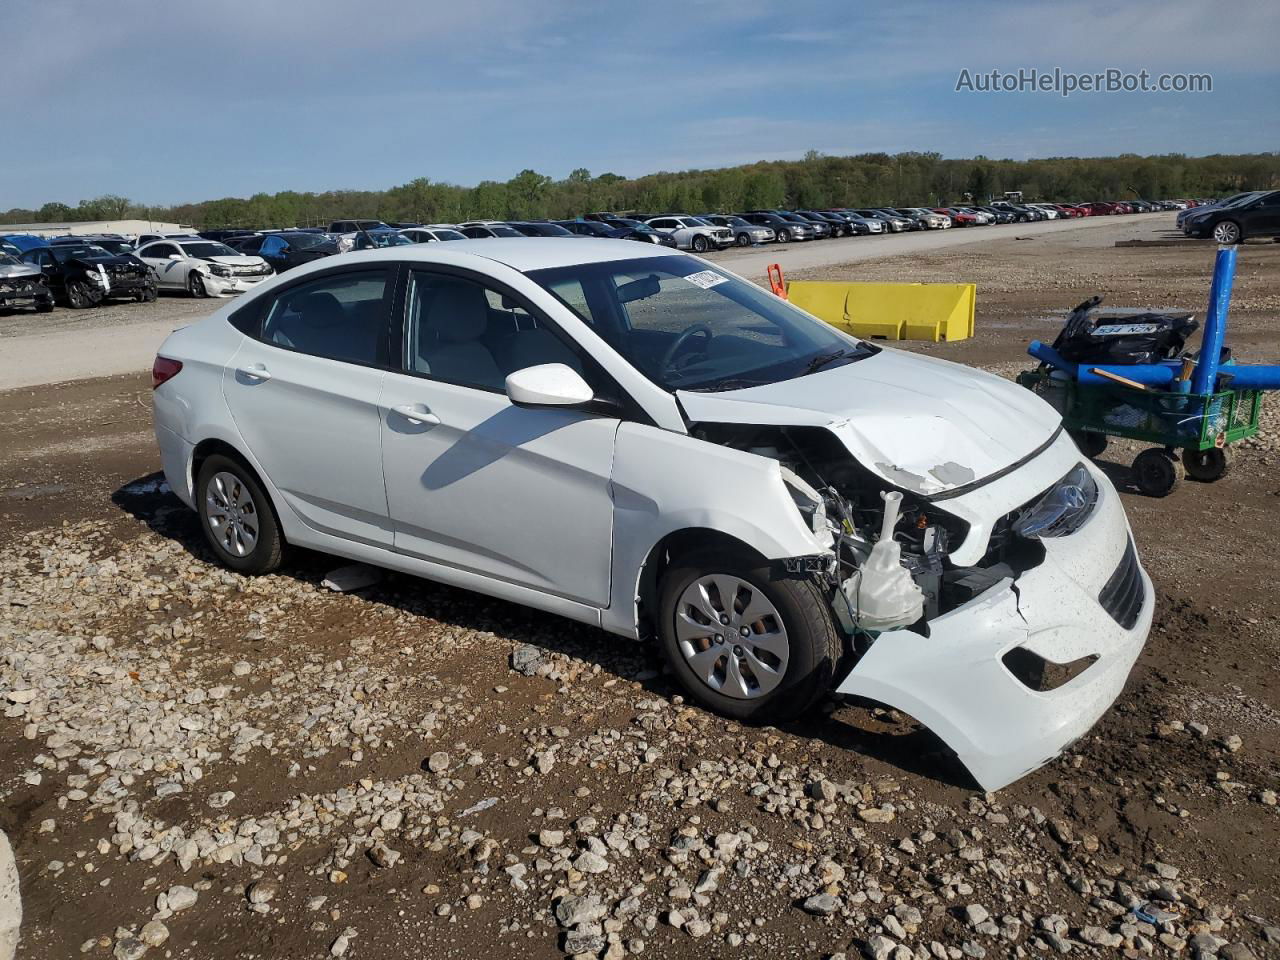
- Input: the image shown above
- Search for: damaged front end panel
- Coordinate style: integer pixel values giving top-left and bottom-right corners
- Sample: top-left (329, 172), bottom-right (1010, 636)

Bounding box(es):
top-left (690, 419), bottom-right (1152, 791)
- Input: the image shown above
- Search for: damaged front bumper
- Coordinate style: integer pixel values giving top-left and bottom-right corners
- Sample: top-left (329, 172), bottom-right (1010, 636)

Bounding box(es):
top-left (835, 459), bottom-right (1153, 791)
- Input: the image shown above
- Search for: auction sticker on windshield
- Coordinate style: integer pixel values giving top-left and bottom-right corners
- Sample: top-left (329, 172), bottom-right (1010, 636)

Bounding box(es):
top-left (684, 270), bottom-right (728, 289)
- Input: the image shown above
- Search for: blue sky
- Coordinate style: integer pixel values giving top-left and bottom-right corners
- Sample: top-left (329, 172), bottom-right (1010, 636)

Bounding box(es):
top-left (2, 0), bottom-right (1276, 209)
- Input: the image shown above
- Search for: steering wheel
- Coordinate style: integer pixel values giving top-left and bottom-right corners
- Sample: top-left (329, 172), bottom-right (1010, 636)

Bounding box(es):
top-left (658, 324), bottom-right (713, 375)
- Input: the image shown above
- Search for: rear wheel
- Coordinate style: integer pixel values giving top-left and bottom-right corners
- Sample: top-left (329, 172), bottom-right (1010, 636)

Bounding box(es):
top-left (658, 548), bottom-right (840, 723)
top-left (1070, 429), bottom-right (1108, 459)
top-left (691, 235), bottom-right (710, 253)
top-left (1182, 447), bottom-right (1230, 482)
top-left (196, 454), bottom-right (284, 574)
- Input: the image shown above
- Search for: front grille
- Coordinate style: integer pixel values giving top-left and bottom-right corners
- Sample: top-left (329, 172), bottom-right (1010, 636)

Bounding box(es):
top-left (1099, 538), bottom-right (1144, 629)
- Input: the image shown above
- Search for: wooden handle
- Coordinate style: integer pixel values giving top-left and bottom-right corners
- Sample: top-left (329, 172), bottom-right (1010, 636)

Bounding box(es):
top-left (1088, 367), bottom-right (1151, 392)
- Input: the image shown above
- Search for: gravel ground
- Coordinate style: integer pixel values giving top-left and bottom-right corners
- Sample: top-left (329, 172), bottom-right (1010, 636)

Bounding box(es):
top-left (1, 219), bottom-right (1278, 960)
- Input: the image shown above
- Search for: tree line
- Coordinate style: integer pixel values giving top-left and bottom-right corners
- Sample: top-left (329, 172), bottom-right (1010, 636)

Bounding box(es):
top-left (5, 151), bottom-right (1277, 230)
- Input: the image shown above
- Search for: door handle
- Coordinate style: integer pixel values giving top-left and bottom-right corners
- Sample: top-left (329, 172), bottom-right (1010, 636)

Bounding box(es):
top-left (236, 364), bottom-right (272, 381)
top-left (391, 403), bottom-right (441, 426)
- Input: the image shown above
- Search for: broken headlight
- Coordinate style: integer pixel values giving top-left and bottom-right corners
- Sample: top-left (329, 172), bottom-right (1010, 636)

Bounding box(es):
top-left (1012, 463), bottom-right (1098, 539)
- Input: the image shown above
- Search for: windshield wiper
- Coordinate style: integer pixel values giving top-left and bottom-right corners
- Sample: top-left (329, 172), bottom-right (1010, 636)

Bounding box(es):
top-left (803, 348), bottom-right (861, 374)
top-left (685, 377), bottom-right (767, 393)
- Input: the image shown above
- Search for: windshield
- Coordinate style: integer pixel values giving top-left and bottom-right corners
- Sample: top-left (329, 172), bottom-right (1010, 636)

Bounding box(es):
top-left (0, 253), bottom-right (20, 266)
top-left (51, 244), bottom-right (110, 261)
top-left (282, 233), bottom-right (333, 249)
top-left (1219, 192), bottom-right (1263, 208)
top-left (89, 240), bottom-right (133, 254)
top-left (354, 232), bottom-right (412, 249)
top-left (527, 255), bottom-right (872, 392)
top-left (520, 223), bottom-right (575, 236)
top-left (180, 241), bottom-right (237, 258)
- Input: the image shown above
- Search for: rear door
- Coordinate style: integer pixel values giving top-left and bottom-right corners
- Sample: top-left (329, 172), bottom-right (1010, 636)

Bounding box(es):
top-left (222, 265), bottom-right (396, 547)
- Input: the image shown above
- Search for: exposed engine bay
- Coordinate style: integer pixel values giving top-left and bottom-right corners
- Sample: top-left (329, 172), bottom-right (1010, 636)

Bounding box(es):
top-left (688, 422), bottom-right (1090, 640)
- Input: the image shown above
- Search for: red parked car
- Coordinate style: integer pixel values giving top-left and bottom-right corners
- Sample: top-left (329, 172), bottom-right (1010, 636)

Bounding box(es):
top-left (934, 207), bottom-right (979, 226)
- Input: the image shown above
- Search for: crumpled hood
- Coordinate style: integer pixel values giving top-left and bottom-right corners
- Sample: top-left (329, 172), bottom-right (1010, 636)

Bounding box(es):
top-left (677, 348), bottom-right (1062, 495)
top-left (70, 254), bottom-right (143, 270)
top-left (0, 262), bottom-right (41, 279)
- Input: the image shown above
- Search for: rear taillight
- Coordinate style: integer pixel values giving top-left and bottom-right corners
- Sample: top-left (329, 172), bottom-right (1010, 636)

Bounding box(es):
top-left (152, 356), bottom-right (183, 389)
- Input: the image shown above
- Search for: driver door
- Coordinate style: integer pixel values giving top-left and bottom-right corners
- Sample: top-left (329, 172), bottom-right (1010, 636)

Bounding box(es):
top-left (379, 267), bottom-right (619, 607)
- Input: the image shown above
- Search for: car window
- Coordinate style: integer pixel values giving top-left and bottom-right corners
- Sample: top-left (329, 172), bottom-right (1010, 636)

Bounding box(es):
top-left (404, 270), bottom-right (586, 393)
top-left (260, 270), bottom-right (392, 366)
top-left (144, 243), bottom-right (179, 259)
top-left (258, 236), bottom-right (285, 256)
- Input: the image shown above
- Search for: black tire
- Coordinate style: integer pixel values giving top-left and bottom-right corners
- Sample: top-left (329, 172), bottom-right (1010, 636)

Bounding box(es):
top-left (776, 228), bottom-right (789, 243)
top-left (691, 235), bottom-right (710, 253)
top-left (1132, 448), bottom-right (1182, 497)
top-left (1182, 447), bottom-right (1231, 482)
top-left (1070, 430), bottom-right (1108, 459)
top-left (1212, 220), bottom-right (1242, 244)
top-left (188, 271), bottom-right (207, 298)
top-left (36, 300), bottom-right (54, 314)
top-left (140, 282), bottom-right (158, 303)
top-left (657, 547), bottom-right (840, 724)
top-left (195, 453), bottom-right (284, 574)
top-left (66, 281), bottom-right (99, 309)
top-left (736, 232), bottom-right (751, 247)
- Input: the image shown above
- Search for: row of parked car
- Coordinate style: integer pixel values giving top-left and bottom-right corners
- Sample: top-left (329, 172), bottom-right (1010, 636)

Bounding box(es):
top-left (0, 196), bottom-right (1201, 313)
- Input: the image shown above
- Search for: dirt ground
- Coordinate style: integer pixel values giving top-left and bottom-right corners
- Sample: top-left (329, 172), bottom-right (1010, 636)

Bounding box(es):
top-left (1, 218), bottom-right (1278, 960)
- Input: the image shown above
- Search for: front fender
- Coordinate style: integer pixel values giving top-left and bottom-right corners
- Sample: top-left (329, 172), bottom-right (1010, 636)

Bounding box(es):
top-left (602, 422), bottom-right (831, 637)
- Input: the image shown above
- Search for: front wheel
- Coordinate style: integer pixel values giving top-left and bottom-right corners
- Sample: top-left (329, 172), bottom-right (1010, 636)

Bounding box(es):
top-left (775, 229), bottom-right (789, 244)
top-left (196, 454), bottom-right (284, 574)
top-left (1133, 448), bottom-right (1183, 497)
top-left (736, 232), bottom-right (751, 247)
top-left (1212, 220), bottom-right (1241, 244)
top-left (188, 271), bottom-right (208, 298)
top-left (658, 549), bottom-right (840, 723)
top-left (691, 235), bottom-right (710, 253)
top-left (65, 281), bottom-right (100, 309)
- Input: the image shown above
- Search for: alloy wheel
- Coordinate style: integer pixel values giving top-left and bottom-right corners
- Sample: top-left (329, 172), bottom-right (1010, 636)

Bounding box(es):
top-left (188, 272), bottom-right (207, 298)
top-left (674, 574), bottom-right (789, 700)
top-left (205, 471), bottom-right (259, 557)
top-left (1212, 221), bottom-right (1241, 244)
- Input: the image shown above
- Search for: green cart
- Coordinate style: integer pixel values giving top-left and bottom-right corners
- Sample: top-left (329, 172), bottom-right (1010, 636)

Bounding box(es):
top-left (1017, 369), bottom-right (1264, 496)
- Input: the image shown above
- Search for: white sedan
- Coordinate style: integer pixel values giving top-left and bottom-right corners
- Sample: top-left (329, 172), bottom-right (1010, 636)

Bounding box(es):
top-left (137, 238), bottom-right (274, 298)
top-left (151, 239), bottom-right (1152, 790)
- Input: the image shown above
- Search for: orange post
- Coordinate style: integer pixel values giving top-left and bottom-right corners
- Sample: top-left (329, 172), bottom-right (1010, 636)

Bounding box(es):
top-left (767, 263), bottom-right (787, 299)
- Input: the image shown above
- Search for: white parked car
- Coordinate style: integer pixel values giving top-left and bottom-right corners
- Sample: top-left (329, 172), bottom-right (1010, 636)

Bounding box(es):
top-left (151, 239), bottom-right (1152, 791)
top-left (1028, 204), bottom-right (1061, 220)
top-left (642, 216), bottom-right (733, 253)
top-left (400, 226), bottom-right (468, 243)
top-left (137, 238), bottom-right (274, 298)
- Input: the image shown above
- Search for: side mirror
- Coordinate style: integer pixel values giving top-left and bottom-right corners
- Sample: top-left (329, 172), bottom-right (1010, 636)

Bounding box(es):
top-left (506, 363), bottom-right (593, 408)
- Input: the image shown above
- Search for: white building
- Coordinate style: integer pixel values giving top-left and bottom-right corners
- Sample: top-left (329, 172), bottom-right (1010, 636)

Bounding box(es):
top-left (0, 218), bottom-right (192, 240)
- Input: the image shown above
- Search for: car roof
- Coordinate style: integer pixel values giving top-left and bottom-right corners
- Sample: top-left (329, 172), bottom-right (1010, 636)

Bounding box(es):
top-left (306, 238), bottom-right (675, 275)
